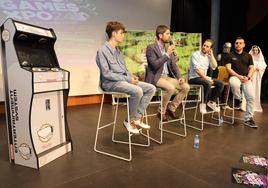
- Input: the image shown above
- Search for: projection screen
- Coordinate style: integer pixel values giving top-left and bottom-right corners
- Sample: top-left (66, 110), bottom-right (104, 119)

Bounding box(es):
top-left (0, 0), bottom-right (172, 100)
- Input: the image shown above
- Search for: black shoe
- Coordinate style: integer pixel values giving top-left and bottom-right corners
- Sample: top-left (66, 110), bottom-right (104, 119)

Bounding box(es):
top-left (166, 109), bottom-right (179, 119)
top-left (244, 118), bottom-right (258, 128)
top-left (234, 99), bottom-right (242, 110)
top-left (157, 112), bottom-right (168, 122)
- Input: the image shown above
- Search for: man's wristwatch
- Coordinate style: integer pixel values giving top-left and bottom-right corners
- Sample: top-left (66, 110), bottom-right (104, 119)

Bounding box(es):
top-left (247, 76), bottom-right (251, 80)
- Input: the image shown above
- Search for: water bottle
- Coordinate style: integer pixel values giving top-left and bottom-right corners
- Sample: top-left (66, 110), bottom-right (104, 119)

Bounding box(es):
top-left (220, 116), bottom-right (224, 124)
top-left (193, 134), bottom-right (200, 149)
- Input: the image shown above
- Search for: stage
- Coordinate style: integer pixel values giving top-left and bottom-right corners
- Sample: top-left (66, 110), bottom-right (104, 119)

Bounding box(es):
top-left (0, 102), bottom-right (267, 188)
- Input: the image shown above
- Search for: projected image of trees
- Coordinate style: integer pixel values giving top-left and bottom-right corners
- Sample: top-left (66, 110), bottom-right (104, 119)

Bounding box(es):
top-left (119, 31), bottom-right (201, 81)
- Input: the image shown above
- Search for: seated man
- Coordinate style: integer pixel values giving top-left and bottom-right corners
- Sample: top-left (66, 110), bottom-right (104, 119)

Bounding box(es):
top-left (96, 21), bottom-right (156, 134)
top-left (224, 37), bottom-right (256, 128)
top-left (188, 39), bottom-right (224, 113)
top-left (145, 25), bottom-right (190, 122)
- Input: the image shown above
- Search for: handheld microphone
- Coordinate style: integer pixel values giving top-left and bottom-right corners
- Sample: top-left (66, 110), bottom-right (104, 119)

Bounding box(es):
top-left (169, 40), bottom-right (177, 56)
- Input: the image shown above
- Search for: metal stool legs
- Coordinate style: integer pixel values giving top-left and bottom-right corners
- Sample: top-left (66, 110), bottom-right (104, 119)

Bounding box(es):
top-left (221, 86), bottom-right (244, 124)
top-left (185, 84), bottom-right (221, 131)
top-left (211, 85), bottom-right (235, 124)
top-left (143, 89), bottom-right (187, 144)
top-left (94, 92), bottom-right (150, 161)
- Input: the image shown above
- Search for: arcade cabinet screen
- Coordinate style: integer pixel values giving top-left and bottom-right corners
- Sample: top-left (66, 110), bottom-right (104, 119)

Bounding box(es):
top-left (15, 38), bottom-right (58, 68)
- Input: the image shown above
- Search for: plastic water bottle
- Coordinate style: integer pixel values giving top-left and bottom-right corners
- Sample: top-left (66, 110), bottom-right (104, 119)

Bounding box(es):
top-left (220, 116), bottom-right (224, 124)
top-left (193, 134), bottom-right (200, 149)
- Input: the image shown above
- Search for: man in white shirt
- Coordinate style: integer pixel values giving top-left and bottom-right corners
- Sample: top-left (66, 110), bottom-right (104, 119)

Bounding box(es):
top-left (188, 39), bottom-right (224, 113)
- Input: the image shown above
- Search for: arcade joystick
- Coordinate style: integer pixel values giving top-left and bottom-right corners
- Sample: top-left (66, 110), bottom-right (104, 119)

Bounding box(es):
top-left (22, 61), bottom-right (29, 66)
top-left (17, 33), bottom-right (27, 40)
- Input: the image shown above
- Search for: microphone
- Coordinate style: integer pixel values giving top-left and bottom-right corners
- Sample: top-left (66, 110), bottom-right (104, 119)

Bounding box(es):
top-left (169, 40), bottom-right (177, 56)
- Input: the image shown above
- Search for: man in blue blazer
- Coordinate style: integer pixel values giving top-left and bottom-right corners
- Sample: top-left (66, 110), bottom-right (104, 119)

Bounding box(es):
top-left (145, 25), bottom-right (190, 121)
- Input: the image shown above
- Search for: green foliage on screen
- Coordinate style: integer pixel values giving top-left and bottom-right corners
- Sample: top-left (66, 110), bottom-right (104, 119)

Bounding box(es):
top-left (118, 31), bottom-right (201, 81)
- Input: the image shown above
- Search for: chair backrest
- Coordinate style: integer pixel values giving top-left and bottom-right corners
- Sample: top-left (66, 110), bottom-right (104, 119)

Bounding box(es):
top-left (217, 66), bottom-right (229, 83)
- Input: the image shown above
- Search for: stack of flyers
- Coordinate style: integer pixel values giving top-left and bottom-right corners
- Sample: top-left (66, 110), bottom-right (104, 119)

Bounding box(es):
top-left (242, 154), bottom-right (268, 169)
top-left (232, 168), bottom-right (268, 187)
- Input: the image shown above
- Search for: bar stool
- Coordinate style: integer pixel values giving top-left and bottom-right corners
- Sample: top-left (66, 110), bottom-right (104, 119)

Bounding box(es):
top-left (94, 91), bottom-right (150, 161)
top-left (143, 88), bottom-right (187, 144)
top-left (185, 84), bottom-right (221, 131)
top-left (211, 66), bottom-right (236, 124)
top-left (221, 88), bottom-right (244, 124)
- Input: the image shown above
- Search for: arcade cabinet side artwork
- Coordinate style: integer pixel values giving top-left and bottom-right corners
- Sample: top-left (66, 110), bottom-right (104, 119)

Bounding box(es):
top-left (0, 18), bottom-right (72, 169)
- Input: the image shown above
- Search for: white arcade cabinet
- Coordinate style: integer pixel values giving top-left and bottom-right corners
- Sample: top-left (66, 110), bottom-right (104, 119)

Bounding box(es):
top-left (0, 18), bottom-right (72, 169)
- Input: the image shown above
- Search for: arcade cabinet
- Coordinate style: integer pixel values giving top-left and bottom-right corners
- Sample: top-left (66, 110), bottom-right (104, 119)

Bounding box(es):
top-left (0, 18), bottom-right (72, 169)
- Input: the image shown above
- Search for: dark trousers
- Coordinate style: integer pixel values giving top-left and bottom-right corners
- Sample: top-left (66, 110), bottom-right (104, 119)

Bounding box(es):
top-left (189, 77), bottom-right (224, 103)
top-left (221, 84), bottom-right (230, 103)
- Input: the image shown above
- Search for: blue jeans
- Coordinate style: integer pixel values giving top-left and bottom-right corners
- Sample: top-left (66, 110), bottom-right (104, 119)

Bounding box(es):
top-left (189, 77), bottom-right (224, 103)
top-left (107, 81), bottom-right (156, 121)
top-left (229, 76), bottom-right (254, 120)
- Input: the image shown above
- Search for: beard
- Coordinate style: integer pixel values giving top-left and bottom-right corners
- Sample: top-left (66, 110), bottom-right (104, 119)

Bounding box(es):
top-left (201, 48), bottom-right (207, 54)
top-left (164, 40), bottom-right (170, 43)
top-left (160, 38), bottom-right (170, 44)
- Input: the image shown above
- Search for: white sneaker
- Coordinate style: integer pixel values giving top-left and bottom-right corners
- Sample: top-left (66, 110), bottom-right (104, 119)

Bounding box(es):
top-left (134, 119), bottom-right (150, 129)
top-left (222, 105), bottom-right (231, 110)
top-left (200, 103), bottom-right (207, 113)
top-left (123, 121), bottom-right (139, 134)
top-left (207, 101), bottom-right (220, 112)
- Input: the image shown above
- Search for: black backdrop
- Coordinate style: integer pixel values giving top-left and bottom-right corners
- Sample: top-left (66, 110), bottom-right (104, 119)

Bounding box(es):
top-left (171, 0), bottom-right (268, 100)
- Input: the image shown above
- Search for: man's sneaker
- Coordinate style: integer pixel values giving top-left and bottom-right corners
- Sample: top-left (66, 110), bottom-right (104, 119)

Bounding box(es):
top-left (134, 117), bottom-right (150, 130)
top-left (244, 118), bottom-right (258, 128)
top-left (123, 121), bottom-right (140, 134)
top-left (207, 101), bottom-right (220, 112)
top-left (222, 105), bottom-right (231, 110)
top-left (234, 99), bottom-right (242, 110)
top-left (200, 103), bottom-right (207, 113)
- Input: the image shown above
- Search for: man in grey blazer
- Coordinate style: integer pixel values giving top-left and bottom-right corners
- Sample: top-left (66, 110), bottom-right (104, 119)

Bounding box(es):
top-left (145, 25), bottom-right (190, 121)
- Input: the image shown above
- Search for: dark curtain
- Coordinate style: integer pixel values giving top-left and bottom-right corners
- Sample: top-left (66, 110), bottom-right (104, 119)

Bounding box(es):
top-left (218, 0), bottom-right (268, 100)
top-left (171, 0), bottom-right (211, 41)
top-left (171, 0), bottom-right (268, 99)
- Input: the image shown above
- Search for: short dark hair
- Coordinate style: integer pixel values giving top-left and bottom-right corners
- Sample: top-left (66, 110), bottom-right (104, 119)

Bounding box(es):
top-left (106, 21), bottom-right (125, 39)
top-left (155, 25), bottom-right (170, 40)
top-left (204, 39), bottom-right (214, 48)
top-left (235, 37), bottom-right (245, 42)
